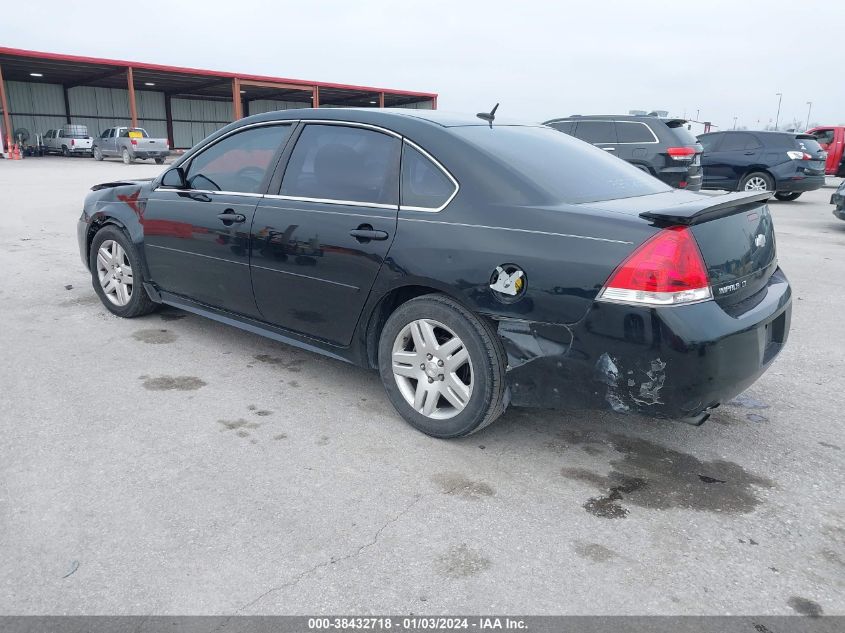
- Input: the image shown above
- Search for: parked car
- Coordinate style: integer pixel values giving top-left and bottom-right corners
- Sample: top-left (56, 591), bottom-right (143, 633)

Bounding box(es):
top-left (544, 114), bottom-right (703, 191)
top-left (832, 179), bottom-right (845, 221)
top-left (697, 130), bottom-right (826, 200)
top-left (42, 125), bottom-right (93, 156)
top-left (806, 126), bottom-right (845, 177)
top-left (78, 109), bottom-right (791, 438)
top-left (93, 127), bottom-right (169, 164)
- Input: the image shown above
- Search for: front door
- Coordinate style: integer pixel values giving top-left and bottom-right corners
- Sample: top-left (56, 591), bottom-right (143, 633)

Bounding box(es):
top-left (250, 122), bottom-right (401, 346)
top-left (702, 132), bottom-right (762, 189)
top-left (143, 122), bottom-right (294, 316)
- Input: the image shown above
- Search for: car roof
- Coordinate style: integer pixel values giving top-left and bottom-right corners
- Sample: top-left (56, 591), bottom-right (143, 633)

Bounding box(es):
top-left (242, 107), bottom-right (537, 129)
top-left (545, 114), bottom-right (685, 124)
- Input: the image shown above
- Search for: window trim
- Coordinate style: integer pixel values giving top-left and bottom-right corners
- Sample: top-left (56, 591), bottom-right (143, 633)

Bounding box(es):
top-left (399, 139), bottom-right (460, 213)
top-left (554, 119), bottom-right (660, 145)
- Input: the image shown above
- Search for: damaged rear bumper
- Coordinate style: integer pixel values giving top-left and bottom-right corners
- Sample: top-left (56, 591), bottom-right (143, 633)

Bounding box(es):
top-left (497, 268), bottom-right (791, 420)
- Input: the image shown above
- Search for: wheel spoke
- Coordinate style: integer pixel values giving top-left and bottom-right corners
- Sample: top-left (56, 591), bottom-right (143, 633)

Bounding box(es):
top-left (103, 279), bottom-right (116, 294)
top-left (98, 247), bottom-right (112, 268)
top-left (419, 320), bottom-right (439, 350)
top-left (114, 282), bottom-right (127, 304)
top-left (409, 321), bottom-right (426, 352)
top-left (393, 362), bottom-right (420, 379)
top-left (438, 335), bottom-right (462, 357)
top-left (122, 267), bottom-right (133, 284)
top-left (421, 387), bottom-right (438, 416)
top-left (446, 347), bottom-right (469, 371)
top-left (443, 374), bottom-right (470, 409)
top-left (413, 379), bottom-right (428, 411)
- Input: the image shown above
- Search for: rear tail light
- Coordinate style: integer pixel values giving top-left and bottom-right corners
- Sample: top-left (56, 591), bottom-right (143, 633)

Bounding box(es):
top-left (130, 139), bottom-right (138, 146)
top-left (667, 146), bottom-right (696, 161)
top-left (71, 139), bottom-right (75, 147)
top-left (787, 150), bottom-right (812, 160)
top-left (598, 226), bottom-right (712, 306)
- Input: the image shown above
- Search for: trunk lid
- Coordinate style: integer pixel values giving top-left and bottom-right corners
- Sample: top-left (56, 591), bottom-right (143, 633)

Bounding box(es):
top-left (585, 190), bottom-right (777, 311)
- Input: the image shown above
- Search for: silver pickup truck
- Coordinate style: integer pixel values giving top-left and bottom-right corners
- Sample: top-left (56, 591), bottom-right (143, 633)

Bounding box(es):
top-left (43, 125), bottom-right (94, 156)
top-left (92, 126), bottom-right (170, 164)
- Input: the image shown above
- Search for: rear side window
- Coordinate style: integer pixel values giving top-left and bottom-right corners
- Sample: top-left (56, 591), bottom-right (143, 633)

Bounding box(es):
top-left (698, 134), bottom-right (719, 151)
top-left (547, 121), bottom-right (574, 134)
top-left (185, 124), bottom-right (291, 193)
top-left (453, 125), bottom-right (671, 204)
top-left (281, 124), bottom-right (401, 206)
top-left (119, 128), bottom-right (149, 138)
top-left (573, 121), bottom-right (617, 144)
top-left (400, 143), bottom-right (456, 210)
top-left (719, 133), bottom-right (759, 151)
top-left (617, 121), bottom-right (656, 143)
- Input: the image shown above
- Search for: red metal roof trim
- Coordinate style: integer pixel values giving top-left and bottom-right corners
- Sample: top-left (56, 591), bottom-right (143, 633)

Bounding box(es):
top-left (0, 46), bottom-right (437, 99)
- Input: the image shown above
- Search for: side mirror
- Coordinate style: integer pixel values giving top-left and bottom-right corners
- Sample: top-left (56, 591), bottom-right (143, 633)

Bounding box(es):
top-left (161, 167), bottom-right (187, 189)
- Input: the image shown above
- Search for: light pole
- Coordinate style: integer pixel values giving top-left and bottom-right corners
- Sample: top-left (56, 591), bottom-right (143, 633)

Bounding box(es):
top-left (774, 93), bottom-right (782, 130)
top-left (695, 108), bottom-right (700, 121)
top-left (733, 116), bottom-right (738, 130)
top-left (805, 101), bottom-right (813, 130)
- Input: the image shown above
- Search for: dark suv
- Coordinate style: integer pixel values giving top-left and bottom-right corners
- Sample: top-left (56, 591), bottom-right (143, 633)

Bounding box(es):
top-left (697, 131), bottom-right (827, 200)
top-left (544, 114), bottom-right (703, 190)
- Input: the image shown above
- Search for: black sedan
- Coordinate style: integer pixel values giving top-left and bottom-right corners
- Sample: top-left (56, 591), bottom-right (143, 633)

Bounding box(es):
top-left (78, 109), bottom-right (791, 438)
top-left (832, 179), bottom-right (845, 221)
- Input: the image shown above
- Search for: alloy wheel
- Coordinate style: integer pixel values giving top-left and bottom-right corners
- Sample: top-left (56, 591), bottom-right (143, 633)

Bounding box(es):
top-left (744, 176), bottom-right (769, 191)
top-left (96, 239), bottom-right (134, 306)
top-left (391, 319), bottom-right (473, 420)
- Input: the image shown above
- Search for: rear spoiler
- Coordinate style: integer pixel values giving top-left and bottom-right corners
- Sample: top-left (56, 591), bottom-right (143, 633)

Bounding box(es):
top-left (639, 191), bottom-right (771, 226)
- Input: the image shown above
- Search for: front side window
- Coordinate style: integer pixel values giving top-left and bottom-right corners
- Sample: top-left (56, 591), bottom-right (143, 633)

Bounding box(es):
top-left (573, 121), bottom-right (617, 144)
top-left (281, 124), bottom-right (400, 206)
top-left (184, 124), bottom-right (291, 193)
top-left (812, 129), bottom-right (834, 145)
top-left (100, 129), bottom-right (110, 138)
top-left (400, 143), bottom-right (456, 210)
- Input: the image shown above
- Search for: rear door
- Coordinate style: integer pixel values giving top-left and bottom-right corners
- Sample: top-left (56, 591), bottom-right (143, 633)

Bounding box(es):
top-left (615, 120), bottom-right (658, 167)
top-left (572, 120), bottom-right (619, 157)
top-left (702, 132), bottom-right (761, 190)
top-left (250, 122), bottom-right (401, 345)
top-left (143, 122), bottom-right (293, 316)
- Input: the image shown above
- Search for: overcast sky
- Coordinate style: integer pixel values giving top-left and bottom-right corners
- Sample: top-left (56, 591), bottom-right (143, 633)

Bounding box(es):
top-left (3, 0), bottom-right (842, 131)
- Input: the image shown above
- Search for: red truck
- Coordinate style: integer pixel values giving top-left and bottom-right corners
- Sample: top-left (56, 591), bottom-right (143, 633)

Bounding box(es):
top-left (806, 126), bottom-right (845, 176)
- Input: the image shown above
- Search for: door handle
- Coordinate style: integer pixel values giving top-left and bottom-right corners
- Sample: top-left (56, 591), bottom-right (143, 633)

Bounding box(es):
top-left (350, 224), bottom-right (389, 242)
top-left (217, 210), bottom-right (246, 225)
top-left (601, 147), bottom-right (616, 151)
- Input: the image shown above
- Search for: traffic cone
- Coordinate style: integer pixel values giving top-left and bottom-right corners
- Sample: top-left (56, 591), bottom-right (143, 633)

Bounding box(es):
top-left (12, 143), bottom-right (20, 160)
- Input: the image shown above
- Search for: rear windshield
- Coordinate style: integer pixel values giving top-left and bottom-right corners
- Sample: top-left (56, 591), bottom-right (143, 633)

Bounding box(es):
top-left (60, 129), bottom-right (88, 138)
top-left (453, 125), bottom-right (671, 203)
top-left (664, 121), bottom-right (699, 145)
top-left (794, 136), bottom-right (823, 153)
top-left (119, 128), bottom-right (149, 138)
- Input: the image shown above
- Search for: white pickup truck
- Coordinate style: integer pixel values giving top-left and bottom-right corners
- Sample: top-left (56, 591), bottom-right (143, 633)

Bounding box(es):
top-left (92, 126), bottom-right (170, 164)
top-left (42, 125), bottom-right (94, 156)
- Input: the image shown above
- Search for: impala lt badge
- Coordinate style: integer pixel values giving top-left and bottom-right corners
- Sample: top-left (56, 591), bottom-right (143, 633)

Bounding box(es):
top-left (755, 234), bottom-right (767, 248)
top-left (718, 280), bottom-right (747, 295)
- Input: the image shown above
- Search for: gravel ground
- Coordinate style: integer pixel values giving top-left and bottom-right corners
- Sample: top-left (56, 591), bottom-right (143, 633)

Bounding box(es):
top-left (0, 156), bottom-right (842, 615)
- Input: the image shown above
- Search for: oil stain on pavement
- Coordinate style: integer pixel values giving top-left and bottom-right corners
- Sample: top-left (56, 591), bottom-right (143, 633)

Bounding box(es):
top-left (559, 432), bottom-right (774, 518)
top-left (436, 544), bottom-right (491, 578)
top-left (132, 329), bottom-right (178, 344)
top-left (141, 375), bottom-right (206, 391)
top-left (573, 541), bottom-right (619, 563)
top-left (254, 354), bottom-right (306, 372)
top-left (787, 596), bottom-right (824, 617)
top-left (431, 472), bottom-right (495, 499)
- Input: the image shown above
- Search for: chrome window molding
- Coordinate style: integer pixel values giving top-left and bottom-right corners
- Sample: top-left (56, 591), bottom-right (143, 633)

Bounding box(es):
top-left (299, 119), bottom-right (402, 139)
top-left (263, 194), bottom-right (397, 210)
top-left (399, 138), bottom-right (460, 213)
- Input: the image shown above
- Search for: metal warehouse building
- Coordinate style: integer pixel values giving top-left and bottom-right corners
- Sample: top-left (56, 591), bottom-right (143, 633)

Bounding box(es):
top-left (0, 47), bottom-right (437, 152)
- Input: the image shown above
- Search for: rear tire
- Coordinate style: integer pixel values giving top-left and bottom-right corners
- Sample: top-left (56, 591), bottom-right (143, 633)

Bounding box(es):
top-left (739, 172), bottom-right (774, 192)
top-left (154, 158), bottom-right (164, 165)
top-left (122, 148), bottom-right (133, 165)
top-left (378, 294), bottom-right (507, 438)
top-left (62, 146), bottom-right (69, 157)
top-left (774, 192), bottom-right (801, 201)
top-left (89, 226), bottom-right (157, 318)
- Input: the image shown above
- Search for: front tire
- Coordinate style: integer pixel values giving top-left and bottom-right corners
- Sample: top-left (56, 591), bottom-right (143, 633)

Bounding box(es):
top-left (93, 147), bottom-right (103, 161)
top-left (739, 171), bottom-right (774, 192)
top-left (154, 158), bottom-right (165, 165)
top-left (774, 191), bottom-right (801, 201)
top-left (89, 226), bottom-right (157, 318)
top-left (378, 294), bottom-right (507, 438)
top-left (122, 148), bottom-right (133, 165)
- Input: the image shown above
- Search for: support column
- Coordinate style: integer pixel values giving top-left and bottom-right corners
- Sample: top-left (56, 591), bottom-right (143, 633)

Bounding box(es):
top-left (312, 86), bottom-right (320, 109)
top-left (127, 66), bottom-right (138, 128)
top-left (164, 93), bottom-right (174, 149)
top-left (378, 92), bottom-right (385, 108)
top-left (0, 63), bottom-right (13, 151)
top-left (232, 77), bottom-right (243, 120)
top-left (432, 96), bottom-right (438, 110)
top-left (62, 86), bottom-right (72, 124)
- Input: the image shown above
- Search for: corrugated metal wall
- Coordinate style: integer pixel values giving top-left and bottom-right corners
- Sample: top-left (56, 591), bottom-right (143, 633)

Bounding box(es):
top-left (4, 81), bottom-right (65, 141)
top-left (171, 98), bottom-right (233, 148)
top-left (68, 87), bottom-right (167, 139)
top-left (248, 100), bottom-right (309, 115)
